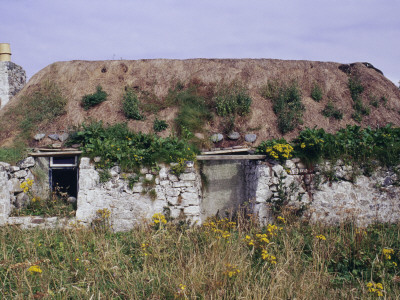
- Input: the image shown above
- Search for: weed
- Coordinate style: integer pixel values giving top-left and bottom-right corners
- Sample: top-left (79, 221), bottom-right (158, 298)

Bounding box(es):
top-left (322, 101), bottom-right (343, 120)
top-left (153, 118), bottom-right (168, 132)
top-left (98, 169), bottom-right (111, 183)
top-left (261, 80), bottom-right (304, 134)
top-left (67, 121), bottom-right (197, 172)
top-left (122, 87), bottom-right (144, 120)
top-left (348, 75), bottom-right (364, 102)
top-left (311, 82), bottom-right (323, 101)
top-left (214, 83), bottom-right (252, 117)
top-left (82, 85), bottom-right (108, 110)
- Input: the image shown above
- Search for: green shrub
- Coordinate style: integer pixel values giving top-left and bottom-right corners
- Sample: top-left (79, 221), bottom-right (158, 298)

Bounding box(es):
top-left (214, 85), bottom-right (252, 117)
top-left (67, 121), bottom-right (197, 171)
top-left (348, 75), bottom-right (364, 102)
top-left (122, 87), bottom-right (144, 120)
top-left (257, 124), bottom-right (400, 168)
top-left (262, 80), bottom-right (304, 134)
top-left (292, 127), bottom-right (327, 165)
top-left (153, 118), bottom-right (168, 132)
top-left (322, 101), bottom-right (343, 120)
top-left (82, 85), bottom-right (108, 110)
top-left (311, 82), bottom-right (323, 101)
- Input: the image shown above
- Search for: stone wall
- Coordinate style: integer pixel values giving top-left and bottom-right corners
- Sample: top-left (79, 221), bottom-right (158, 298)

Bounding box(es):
top-left (77, 158), bottom-right (203, 231)
top-left (0, 61), bottom-right (26, 109)
top-left (1, 156), bottom-right (400, 230)
top-left (0, 157), bottom-right (36, 225)
top-left (252, 159), bottom-right (400, 227)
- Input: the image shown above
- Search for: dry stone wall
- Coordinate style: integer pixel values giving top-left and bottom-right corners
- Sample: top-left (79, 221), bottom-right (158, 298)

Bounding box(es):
top-left (1, 156), bottom-right (400, 230)
top-left (77, 158), bottom-right (203, 231)
top-left (0, 61), bottom-right (26, 109)
top-left (252, 159), bottom-right (400, 227)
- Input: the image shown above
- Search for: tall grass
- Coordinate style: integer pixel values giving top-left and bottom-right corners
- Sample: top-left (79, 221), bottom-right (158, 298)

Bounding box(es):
top-left (1, 215), bottom-right (400, 298)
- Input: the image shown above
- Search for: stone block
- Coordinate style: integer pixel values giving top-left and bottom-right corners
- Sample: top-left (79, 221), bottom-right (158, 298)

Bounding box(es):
top-left (8, 178), bottom-right (22, 193)
top-left (167, 196), bottom-right (179, 206)
top-left (169, 207), bottom-right (182, 219)
top-left (80, 157), bottom-right (94, 169)
top-left (166, 187), bottom-right (180, 197)
top-left (10, 166), bottom-right (20, 172)
top-left (272, 164), bottom-right (286, 178)
top-left (168, 173), bottom-right (179, 182)
top-left (13, 170), bottom-right (27, 178)
top-left (184, 206), bottom-right (200, 215)
top-left (17, 157), bottom-right (35, 168)
top-left (172, 181), bottom-right (194, 188)
top-left (181, 192), bottom-right (199, 206)
top-left (179, 172), bottom-right (196, 181)
top-left (159, 167), bottom-right (168, 180)
top-left (255, 188), bottom-right (273, 202)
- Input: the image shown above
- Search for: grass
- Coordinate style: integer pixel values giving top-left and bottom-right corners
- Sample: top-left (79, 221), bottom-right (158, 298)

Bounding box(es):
top-left (0, 143), bottom-right (27, 165)
top-left (1, 214), bottom-right (400, 298)
top-left (0, 80), bottom-right (67, 163)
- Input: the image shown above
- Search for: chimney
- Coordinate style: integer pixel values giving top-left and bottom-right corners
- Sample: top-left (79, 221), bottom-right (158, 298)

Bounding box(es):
top-left (0, 43), bottom-right (11, 62)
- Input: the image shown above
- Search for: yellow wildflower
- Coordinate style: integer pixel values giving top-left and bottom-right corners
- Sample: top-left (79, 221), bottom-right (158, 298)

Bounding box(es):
top-left (28, 265), bottom-right (42, 274)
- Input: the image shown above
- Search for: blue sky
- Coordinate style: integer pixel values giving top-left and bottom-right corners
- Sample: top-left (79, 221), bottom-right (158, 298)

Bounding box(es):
top-left (1, 0), bottom-right (399, 84)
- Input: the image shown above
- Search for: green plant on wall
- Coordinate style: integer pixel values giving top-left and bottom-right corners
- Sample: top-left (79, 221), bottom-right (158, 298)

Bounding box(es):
top-left (261, 80), bottom-right (304, 134)
top-left (82, 85), bottom-right (108, 110)
top-left (122, 87), bottom-right (144, 120)
top-left (67, 121), bottom-right (197, 172)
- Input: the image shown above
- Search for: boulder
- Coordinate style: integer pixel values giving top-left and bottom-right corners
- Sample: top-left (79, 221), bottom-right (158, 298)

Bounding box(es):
top-left (228, 132), bottom-right (240, 140)
top-left (245, 134), bottom-right (257, 143)
top-left (210, 133), bottom-right (223, 143)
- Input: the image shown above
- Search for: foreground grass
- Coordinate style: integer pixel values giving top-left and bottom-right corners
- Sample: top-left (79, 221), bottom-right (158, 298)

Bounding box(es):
top-left (1, 216), bottom-right (400, 299)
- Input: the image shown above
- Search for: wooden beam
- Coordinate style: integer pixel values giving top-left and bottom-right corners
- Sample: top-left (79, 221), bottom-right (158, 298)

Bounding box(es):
top-left (197, 155), bottom-right (266, 160)
top-left (29, 151), bottom-right (82, 157)
top-left (201, 148), bottom-right (252, 155)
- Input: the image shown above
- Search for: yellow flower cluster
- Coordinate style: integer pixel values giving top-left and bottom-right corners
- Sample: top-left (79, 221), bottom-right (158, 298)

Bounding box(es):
top-left (152, 213), bottom-right (167, 225)
top-left (265, 143), bottom-right (293, 161)
top-left (366, 282), bottom-right (384, 297)
top-left (315, 234), bottom-right (326, 241)
top-left (261, 249), bottom-right (277, 264)
top-left (28, 265), bottom-right (42, 274)
top-left (96, 208), bottom-right (111, 220)
top-left (224, 263), bottom-right (240, 278)
top-left (20, 179), bottom-right (34, 193)
top-left (203, 218), bottom-right (236, 239)
top-left (382, 248), bottom-right (394, 260)
top-left (277, 216), bottom-right (286, 223)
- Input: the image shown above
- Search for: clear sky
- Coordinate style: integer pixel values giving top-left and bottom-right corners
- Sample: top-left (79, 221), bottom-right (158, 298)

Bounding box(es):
top-left (1, 0), bottom-right (399, 85)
